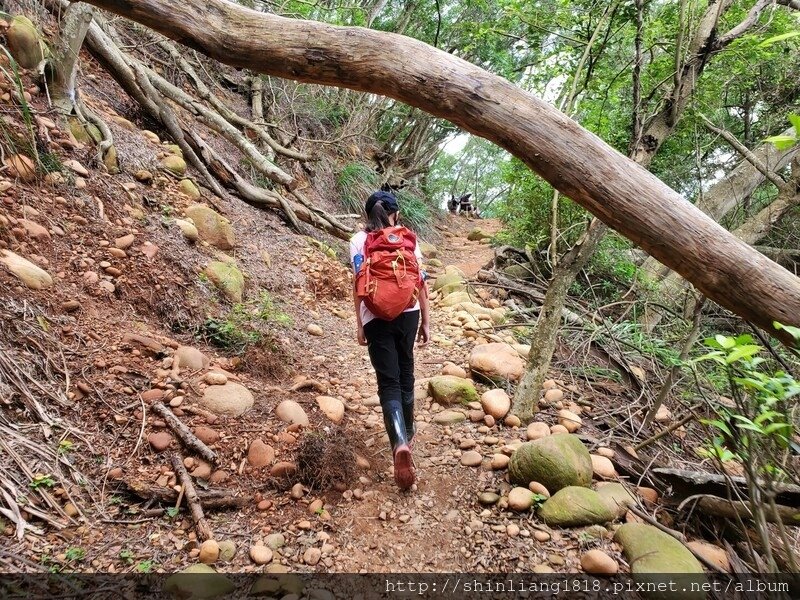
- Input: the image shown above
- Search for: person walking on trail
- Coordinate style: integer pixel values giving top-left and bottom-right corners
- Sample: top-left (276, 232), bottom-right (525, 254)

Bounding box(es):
top-left (350, 190), bottom-right (430, 490)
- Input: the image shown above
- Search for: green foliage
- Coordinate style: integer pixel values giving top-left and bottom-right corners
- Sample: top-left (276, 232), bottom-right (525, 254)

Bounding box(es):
top-left (29, 473), bottom-right (55, 489)
top-left (135, 560), bottom-right (155, 573)
top-left (119, 549), bottom-right (134, 565)
top-left (165, 506), bottom-right (180, 519)
top-left (764, 114), bottom-right (799, 150)
top-left (57, 439), bottom-right (74, 455)
top-left (692, 329), bottom-right (799, 484)
top-left (65, 547), bottom-right (86, 563)
top-left (198, 292), bottom-right (291, 354)
top-left (336, 162), bottom-right (378, 213)
top-left (397, 188), bottom-right (434, 234)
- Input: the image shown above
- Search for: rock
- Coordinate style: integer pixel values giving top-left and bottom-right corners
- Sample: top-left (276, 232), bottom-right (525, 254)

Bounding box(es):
top-left (134, 170), bottom-right (153, 183)
top-left (591, 454), bottom-right (617, 479)
top-left (0, 250), bottom-right (52, 289)
top-left (596, 482), bottom-right (636, 518)
top-left (204, 372), bottom-right (228, 386)
top-left (428, 376), bottom-right (478, 405)
top-left (550, 424), bottom-right (569, 434)
top-left (316, 396), bottom-right (345, 423)
top-left (478, 492), bottom-right (500, 505)
top-left (441, 363), bottom-right (467, 378)
top-left (543, 388), bottom-right (564, 404)
top-left (191, 462), bottom-right (212, 479)
top-left (307, 324), bottom-right (323, 336)
top-left (596, 447), bottom-right (615, 459)
top-left (655, 404), bottom-right (672, 423)
top-left (581, 549), bottom-right (618, 575)
top-left (193, 426), bottom-right (220, 445)
top-left (419, 241), bottom-right (437, 258)
top-left (63, 159), bottom-right (89, 177)
top-left (467, 228), bottom-right (491, 241)
top-left (164, 564), bottom-right (234, 598)
top-left (175, 219), bottom-right (199, 242)
top-left (275, 400), bottom-right (309, 426)
top-left (503, 263), bottom-right (532, 279)
top-left (637, 487), bottom-right (659, 505)
top-left (179, 178), bottom-right (201, 199)
top-left (199, 540), bottom-right (220, 564)
top-left (209, 470), bottom-right (229, 484)
top-left (557, 408), bottom-right (582, 432)
top-left (526, 422), bottom-right (550, 441)
top-left (140, 242), bottom-right (159, 259)
top-left (205, 261), bottom-right (245, 303)
top-left (508, 487), bottom-right (535, 511)
top-left (431, 269), bottom-right (466, 296)
top-left (147, 431), bottom-right (172, 452)
top-left (247, 439), bottom-right (275, 468)
top-left (200, 382), bottom-right (254, 417)
top-left (433, 410), bottom-right (466, 425)
top-left (509, 434), bottom-right (593, 492)
top-left (103, 145), bottom-right (119, 174)
top-left (469, 343), bottom-right (525, 383)
top-left (113, 234), bottom-right (135, 250)
top-left (528, 481), bottom-right (550, 498)
top-left (686, 540), bottom-right (729, 572)
top-left (7, 17), bottom-right (45, 69)
top-left (185, 204), bottom-right (235, 250)
top-left (249, 544), bottom-right (273, 565)
top-left (175, 345), bottom-right (208, 370)
top-left (161, 154), bottom-right (187, 176)
top-left (427, 258), bottom-right (443, 267)
top-left (460, 450), bottom-right (482, 467)
top-left (218, 540), bottom-right (236, 562)
top-left (480, 389), bottom-right (510, 420)
top-left (538, 486), bottom-right (616, 527)
top-left (439, 290), bottom-right (472, 307)
top-left (4, 154), bottom-right (35, 182)
top-left (291, 483), bottom-right (305, 499)
top-left (490, 453), bottom-right (510, 470)
top-left (271, 462), bottom-right (298, 478)
top-left (62, 300), bottom-right (81, 313)
top-left (614, 524), bottom-right (705, 594)
top-left (532, 564), bottom-right (554, 574)
top-left (504, 414), bottom-right (521, 427)
top-left (64, 502), bottom-right (78, 517)
top-left (303, 547), bottom-right (321, 566)
top-left (265, 533), bottom-right (285, 550)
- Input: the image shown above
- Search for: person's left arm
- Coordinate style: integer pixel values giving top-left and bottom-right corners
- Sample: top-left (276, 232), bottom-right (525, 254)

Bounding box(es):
top-left (415, 243), bottom-right (430, 346)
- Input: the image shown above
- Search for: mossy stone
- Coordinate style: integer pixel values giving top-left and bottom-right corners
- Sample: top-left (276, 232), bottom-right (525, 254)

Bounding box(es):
top-left (205, 261), bottom-right (244, 302)
top-left (508, 434), bottom-right (592, 492)
top-left (428, 375), bottom-right (478, 405)
top-left (538, 486), bottom-right (616, 527)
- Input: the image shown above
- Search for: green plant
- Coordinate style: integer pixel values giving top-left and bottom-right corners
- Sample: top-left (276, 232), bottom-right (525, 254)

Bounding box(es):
top-left (119, 549), bottom-right (134, 564)
top-left (29, 473), bottom-right (55, 489)
top-left (691, 327), bottom-right (799, 571)
top-left (396, 189), bottom-right (434, 235)
top-left (336, 162), bottom-right (378, 213)
top-left (254, 291), bottom-right (293, 327)
top-left (764, 114), bottom-right (799, 150)
top-left (65, 547), bottom-right (86, 562)
top-left (57, 440), bottom-right (74, 454)
top-left (135, 560), bottom-right (155, 573)
top-left (199, 293), bottom-right (290, 353)
top-left (165, 506), bottom-right (180, 519)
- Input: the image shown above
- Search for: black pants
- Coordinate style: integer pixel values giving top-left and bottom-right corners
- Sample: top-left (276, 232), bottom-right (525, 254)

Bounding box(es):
top-left (364, 310), bottom-right (419, 439)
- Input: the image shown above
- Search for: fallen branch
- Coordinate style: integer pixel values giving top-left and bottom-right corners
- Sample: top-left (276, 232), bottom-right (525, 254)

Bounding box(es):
top-left (151, 402), bottom-right (217, 464)
top-left (122, 479), bottom-right (248, 508)
top-left (634, 404), bottom-right (701, 451)
top-left (170, 454), bottom-right (213, 541)
top-left (684, 495), bottom-right (800, 527)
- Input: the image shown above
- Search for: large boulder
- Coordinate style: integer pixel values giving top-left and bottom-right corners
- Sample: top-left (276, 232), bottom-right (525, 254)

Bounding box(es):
top-left (614, 524), bottom-right (705, 599)
top-left (432, 267), bottom-right (466, 296)
top-left (0, 250), bottom-right (53, 289)
top-left (205, 261), bottom-right (244, 302)
top-left (185, 204), bottom-right (235, 250)
top-left (469, 343), bottom-right (525, 383)
top-left (508, 434), bottom-right (592, 492)
top-left (200, 382), bottom-right (254, 417)
top-left (7, 16), bottom-right (47, 69)
top-left (164, 564), bottom-right (235, 599)
top-left (428, 376), bottom-right (478, 405)
top-left (538, 486), bottom-right (616, 527)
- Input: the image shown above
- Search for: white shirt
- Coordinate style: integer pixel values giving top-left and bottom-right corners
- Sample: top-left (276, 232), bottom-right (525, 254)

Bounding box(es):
top-left (350, 230), bottom-right (423, 326)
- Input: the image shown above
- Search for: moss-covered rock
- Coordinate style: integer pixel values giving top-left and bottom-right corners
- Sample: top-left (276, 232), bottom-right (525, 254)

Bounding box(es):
top-left (161, 154), bottom-right (187, 176)
top-left (103, 145), bottom-right (119, 174)
top-left (504, 263), bottom-right (533, 280)
top-left (614, 524), bottom-right (705, 599)
top-left (185, 204), bottom-right (235, 250)
top-left (67, 117), bottom-right (102, 145)
top-left (419, 241), bottom-right (437, 258)
top-left (205, 261), bottom-right (244, 302)
top-left (538, 486), bottom-right (616, 527)
top-left (467, 228), bottom-right (492, 241)
top-left (164, 564), bottom-right (235, 599)
top-left (179, 178), bottom-right (201, 200)
top-left (508, 434), bottom-right (592, 492)
top-left (7, 16), bottom-right (46, 69)
top-left (165, 143), bottom-right (183, 156)
top-left (432, 267), bottom-right (466, 296)
top-left (596, 482), bottom-right (636, 518)
top-left (428, 375), bottom-right (478, 405)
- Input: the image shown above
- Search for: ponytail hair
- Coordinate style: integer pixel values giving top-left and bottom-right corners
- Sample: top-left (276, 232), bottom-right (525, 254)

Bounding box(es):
top-left (365, 201), bottom-right (395, 232)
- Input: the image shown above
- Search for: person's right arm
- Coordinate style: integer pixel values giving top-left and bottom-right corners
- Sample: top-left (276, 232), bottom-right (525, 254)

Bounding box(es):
top-left (354, 282), bottom-right (367, 346)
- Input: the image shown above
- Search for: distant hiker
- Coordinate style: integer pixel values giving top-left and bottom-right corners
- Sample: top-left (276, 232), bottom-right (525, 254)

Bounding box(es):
top-left (458, 193), bottom-right (475, 217)
top-left (447, 194), bottom-right (459, 214)
top-left (350, 190), bottom-right (430, 490)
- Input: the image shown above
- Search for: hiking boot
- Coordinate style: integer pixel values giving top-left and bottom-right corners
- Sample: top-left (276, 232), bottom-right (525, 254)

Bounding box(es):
top-left (392, 443), bottom-right (415, 490)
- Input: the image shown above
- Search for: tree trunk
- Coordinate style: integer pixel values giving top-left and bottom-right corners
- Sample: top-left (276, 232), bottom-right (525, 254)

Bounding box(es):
top-left (77, 0), bottom-right (800, 344)
top-left (46, 2), bottom-right (94, 115)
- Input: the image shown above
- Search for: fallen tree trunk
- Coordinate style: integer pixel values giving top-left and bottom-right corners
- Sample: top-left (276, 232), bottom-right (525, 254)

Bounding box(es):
top-left (79, 0), bottom-right (800, 345)
top-left (691, 495), bottom-right (800, 527)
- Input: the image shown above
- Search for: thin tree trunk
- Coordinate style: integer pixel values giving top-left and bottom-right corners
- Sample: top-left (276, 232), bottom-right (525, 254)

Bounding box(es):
top-left (46, 2), bottom-right (94, 115)
top-left (76, 0), bottom-right (800, 344)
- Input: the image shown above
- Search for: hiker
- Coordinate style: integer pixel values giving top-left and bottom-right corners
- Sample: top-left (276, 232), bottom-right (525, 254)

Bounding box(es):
top-left (458, 193), bottom-right (475, 217)
top-left (350, 190), bottom-right (430, 490)
top-left (447, 194), bottom-right (459, 214)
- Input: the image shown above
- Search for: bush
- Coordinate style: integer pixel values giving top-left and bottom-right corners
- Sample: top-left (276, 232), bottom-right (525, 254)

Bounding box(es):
top-left (396, 188), bottom-right (435, 235)
top-left (336, 162), bottom-right (378, 213)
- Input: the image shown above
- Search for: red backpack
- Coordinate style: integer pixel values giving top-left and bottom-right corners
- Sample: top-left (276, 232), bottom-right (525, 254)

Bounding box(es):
top-left (356, 226), bottom-right (422, 320)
